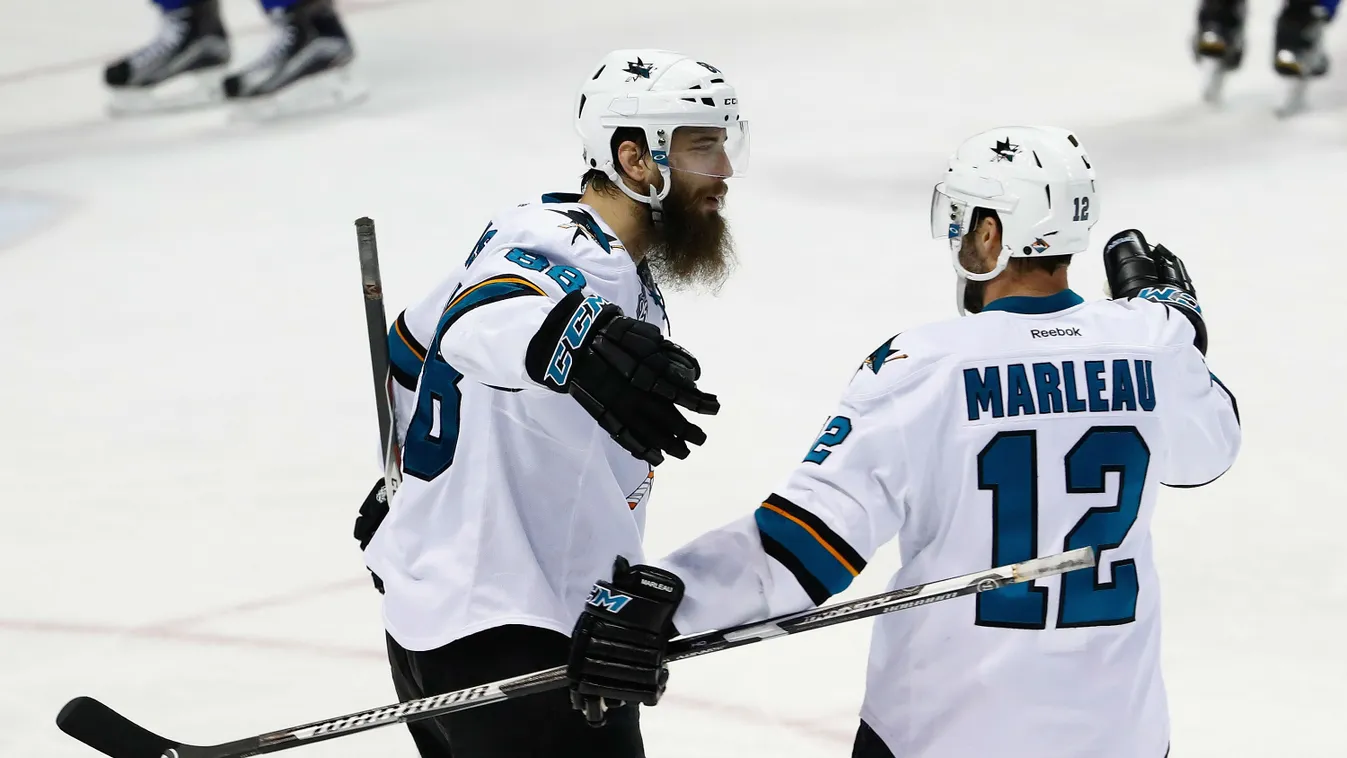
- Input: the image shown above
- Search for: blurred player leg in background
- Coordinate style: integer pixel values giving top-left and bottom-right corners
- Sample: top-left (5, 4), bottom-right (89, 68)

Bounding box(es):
top-left (103, 0), bottom-right (361, 119)
top-left (1272, 0), bottom-right (1336, 113)
top-left (1192, 0), bottom-right (1246, 102)
top-left (1274, 0), bottom-right (1336, 77)
top-left (104, 0), bottom-right (231, 115)
top-left (224, 0), bottom-right (363, 118)
top-left (1194, 0), bottom-right (1337, 113)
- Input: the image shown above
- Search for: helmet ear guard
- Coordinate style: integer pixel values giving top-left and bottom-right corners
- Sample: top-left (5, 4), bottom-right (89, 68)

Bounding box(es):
top-left (950, 207), bottom-right (1012, 282)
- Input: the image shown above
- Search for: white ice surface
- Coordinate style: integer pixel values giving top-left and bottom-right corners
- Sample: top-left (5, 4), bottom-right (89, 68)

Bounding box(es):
top-left (2, 1), bottom-right (1345, 756)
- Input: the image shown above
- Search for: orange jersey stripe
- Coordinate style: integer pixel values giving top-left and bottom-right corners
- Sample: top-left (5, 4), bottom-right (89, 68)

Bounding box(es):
top-left (394, 317), bottom-right (427, 362)
top-left (759, 501), bottom-right (860, 577)
top-left (443, 275), bottom-right (547, 316)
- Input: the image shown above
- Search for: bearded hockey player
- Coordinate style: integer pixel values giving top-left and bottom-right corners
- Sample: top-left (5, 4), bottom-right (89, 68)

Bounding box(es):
top-left (565, 126), bottom-right (1240, 758)
top-left (354, 49), bottom-right (746, 757)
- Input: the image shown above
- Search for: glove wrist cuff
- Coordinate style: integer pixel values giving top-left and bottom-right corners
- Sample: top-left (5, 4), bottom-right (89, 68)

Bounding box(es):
top-left (525, 290), bottom-right (618, 392)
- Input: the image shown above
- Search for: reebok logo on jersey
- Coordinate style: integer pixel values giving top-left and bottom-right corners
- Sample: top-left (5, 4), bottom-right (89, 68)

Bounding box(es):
top-left (1030, 328), bottom-right (1082, 339)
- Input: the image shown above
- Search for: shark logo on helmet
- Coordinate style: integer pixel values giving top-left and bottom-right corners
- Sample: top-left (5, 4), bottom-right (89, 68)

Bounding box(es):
top-left (991, 138), bottom-right (1021, 162)
top-left (624, 57), bottom-right (654, 80)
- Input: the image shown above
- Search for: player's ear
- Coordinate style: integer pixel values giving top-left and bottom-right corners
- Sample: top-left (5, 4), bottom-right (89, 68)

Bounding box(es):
top-left (976, 215), bottom-right (1001, 259)
top-left (616, 139), bottom-right (658, 190)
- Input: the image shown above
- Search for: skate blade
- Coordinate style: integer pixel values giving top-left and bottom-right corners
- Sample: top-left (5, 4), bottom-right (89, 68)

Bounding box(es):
top-left (106, 69), bottom-right (226, 118)
top-left (1275, 78), bottom-right (1311, 118)
top-left (225, 65), bottom-right (368, 124)
top-left (1199, 58), bottom-right (1229, 105)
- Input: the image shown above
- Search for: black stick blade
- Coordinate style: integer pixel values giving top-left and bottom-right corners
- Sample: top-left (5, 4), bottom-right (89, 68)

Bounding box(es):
top-left (57, 697), bottom-right (178, 758)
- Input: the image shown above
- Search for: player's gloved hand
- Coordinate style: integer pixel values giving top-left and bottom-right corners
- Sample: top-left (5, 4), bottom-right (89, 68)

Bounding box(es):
top-left (567, 556), bottom-right (684, 727)
top-left (526, 290), bottom-right (719, 466)
top-left (1103, 229), bottom-right (1208, 355)
top-left (353, 478), bottom-right (388, 550)
top-left (353, 478), bottom-right (389, 592)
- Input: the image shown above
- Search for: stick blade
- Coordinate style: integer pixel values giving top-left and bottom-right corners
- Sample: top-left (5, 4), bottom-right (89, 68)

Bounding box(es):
top-left (57, 697), bottom-right (178, 758)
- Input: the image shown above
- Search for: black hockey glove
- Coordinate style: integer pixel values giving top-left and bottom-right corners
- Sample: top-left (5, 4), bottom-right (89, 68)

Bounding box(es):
top-left (525, 290), bottom-right (719, 466)
top-left (353, 478), bottom-right (388, 550)
top-left (567, 556), bottom-right (684, 726)
top-left (353, 478), bottom-right (388, 592)
top-left (1103, 229), bottom-right (1208, 355)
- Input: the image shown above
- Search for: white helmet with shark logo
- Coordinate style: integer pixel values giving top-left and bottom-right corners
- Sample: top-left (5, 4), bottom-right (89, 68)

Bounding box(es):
top-left (575, 49), bottom-right (749, 213)
top-left (931, 125), bottom-right (1098, 287)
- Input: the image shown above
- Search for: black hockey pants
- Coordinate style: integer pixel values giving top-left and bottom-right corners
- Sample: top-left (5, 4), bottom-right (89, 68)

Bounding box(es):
top-left (386, 624), bottom-right (645, 758)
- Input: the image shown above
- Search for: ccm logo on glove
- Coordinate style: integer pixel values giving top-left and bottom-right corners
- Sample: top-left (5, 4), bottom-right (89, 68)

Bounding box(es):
top-left (546, 294), bottom-right (609, 387)
top-left (586, 586), bottom-right (633, 612)
top-left (1137, 286), bottom-right (1201, 314)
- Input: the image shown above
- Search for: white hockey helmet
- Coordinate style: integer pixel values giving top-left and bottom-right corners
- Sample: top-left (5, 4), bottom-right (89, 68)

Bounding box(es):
top-left (931, 126), bottom-right (1098, 287)
top-left (575, 49), bottom-right (749, 212)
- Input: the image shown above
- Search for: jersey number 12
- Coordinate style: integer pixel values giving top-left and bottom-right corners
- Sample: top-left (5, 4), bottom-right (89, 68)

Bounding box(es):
top-left (976, 425), bottom-right (1148, 629)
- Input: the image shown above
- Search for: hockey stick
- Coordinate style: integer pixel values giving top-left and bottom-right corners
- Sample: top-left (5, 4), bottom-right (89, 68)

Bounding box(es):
top-left (354, 216), bottom-right (402, 496)
top-left (54, 547), bottom-right (1094, 758)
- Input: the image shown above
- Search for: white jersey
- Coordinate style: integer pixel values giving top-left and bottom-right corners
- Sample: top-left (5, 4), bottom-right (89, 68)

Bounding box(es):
top-left (657, 289), bottom-right (1241, 758)
top-left (364, 192), bottom-right (669, 652)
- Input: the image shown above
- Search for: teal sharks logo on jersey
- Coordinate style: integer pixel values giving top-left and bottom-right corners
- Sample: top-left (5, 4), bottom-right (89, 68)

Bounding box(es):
top-left (550, 208), bottom-right (618, 253)
top-left (861, 335), bottom-right (907, 375)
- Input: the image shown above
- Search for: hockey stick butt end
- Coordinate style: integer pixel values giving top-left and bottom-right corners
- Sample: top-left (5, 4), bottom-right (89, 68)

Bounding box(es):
top-left (1018, 547), bottom-right (1096, 582)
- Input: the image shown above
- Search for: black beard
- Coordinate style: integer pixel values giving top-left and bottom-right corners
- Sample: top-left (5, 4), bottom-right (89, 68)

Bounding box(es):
top-left (643, 180), bottom-right (736, 292)
top-left (963, 277), bottom-right (987, 314)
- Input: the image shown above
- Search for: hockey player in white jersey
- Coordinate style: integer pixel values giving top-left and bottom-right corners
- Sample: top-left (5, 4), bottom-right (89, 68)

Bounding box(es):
top-left (565, 126), bottom-right (1241, 758)
top-left (352, 49), bottom-right (746, 757)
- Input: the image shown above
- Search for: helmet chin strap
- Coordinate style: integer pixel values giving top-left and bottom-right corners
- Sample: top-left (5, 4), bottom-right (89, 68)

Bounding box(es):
top-left (949, 238), bottom-right (1013, 317)
top-left (604, 162), bottom-right (674, 226)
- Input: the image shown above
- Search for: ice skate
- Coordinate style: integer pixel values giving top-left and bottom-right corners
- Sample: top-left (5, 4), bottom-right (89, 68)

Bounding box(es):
top-left (1273, 0), bottom-right (1331, 117)
top-left (103, 0), bottom-right (230, 117)
top-left (1193, 0), bottom-right (1247, 104)
top-left (222, 0), bottom-right (365, 123)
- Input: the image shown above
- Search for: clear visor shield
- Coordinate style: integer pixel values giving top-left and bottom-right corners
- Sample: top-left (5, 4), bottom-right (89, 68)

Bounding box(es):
top-left (930, 184), bottom-right (971, 249)
top-left (660, 121), bottom-right (751, 179)
top-left (930, 184), bottom-right (1008, 282)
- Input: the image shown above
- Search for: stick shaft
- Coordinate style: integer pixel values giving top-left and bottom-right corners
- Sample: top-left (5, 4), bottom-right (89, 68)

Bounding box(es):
top-left (354, 217), bottom-right (401, 494)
